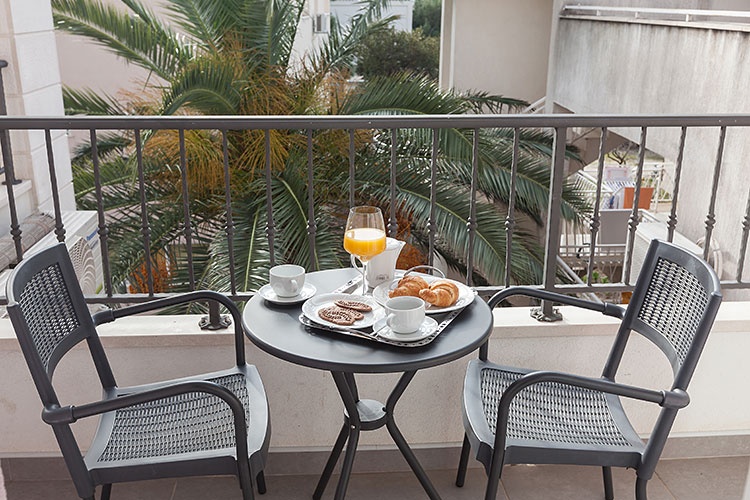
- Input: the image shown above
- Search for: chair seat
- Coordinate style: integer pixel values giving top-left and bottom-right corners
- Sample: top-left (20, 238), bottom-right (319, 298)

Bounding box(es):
top-left (84, 364), bottom-right (270, 485)
top-left (463, 360), bottom-right (645, 469)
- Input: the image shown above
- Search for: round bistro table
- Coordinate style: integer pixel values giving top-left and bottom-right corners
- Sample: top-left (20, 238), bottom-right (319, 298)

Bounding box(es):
top-left (242, 268), bottom-right (493, 500)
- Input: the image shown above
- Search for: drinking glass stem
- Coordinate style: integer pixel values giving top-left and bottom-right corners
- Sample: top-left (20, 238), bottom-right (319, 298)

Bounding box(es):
top-left (361, 260), bottom-right (368, 295)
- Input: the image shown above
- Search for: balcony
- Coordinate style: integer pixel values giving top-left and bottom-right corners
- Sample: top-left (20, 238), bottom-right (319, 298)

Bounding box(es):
top-left (1, 112), bottom-right (750, 500)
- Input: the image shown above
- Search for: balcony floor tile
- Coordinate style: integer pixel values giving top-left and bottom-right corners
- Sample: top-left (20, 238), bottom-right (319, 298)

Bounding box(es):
top-left (655, 456), bottom-right (750, 500)
top-left (3, 478), bottom-right (176, 500)
top-left (2, 458), bottom-right (749, 499)
top-left (171, 468), bottom-right (497, 500)
top-left (501, 463), bottom-right (674, 500)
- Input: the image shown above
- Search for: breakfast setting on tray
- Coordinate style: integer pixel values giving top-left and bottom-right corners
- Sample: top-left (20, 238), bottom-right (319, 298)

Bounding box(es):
top-left (258, 205), bottom-right (475, 347)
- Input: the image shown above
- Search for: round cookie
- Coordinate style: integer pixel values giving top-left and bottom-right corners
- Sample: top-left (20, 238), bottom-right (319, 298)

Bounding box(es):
top-left (318, 305), bottom-right (357, 325)
top-left (334, 299), bottom-right (373, 312)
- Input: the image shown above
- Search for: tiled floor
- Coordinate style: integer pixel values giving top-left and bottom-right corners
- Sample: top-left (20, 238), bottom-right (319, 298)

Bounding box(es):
top-left (2, 457), bottom-right (749, 499)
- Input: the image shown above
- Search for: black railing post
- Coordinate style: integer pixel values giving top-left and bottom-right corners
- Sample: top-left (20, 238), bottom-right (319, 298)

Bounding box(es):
top-left (466, 128), bottom-right (479, 286)
top-left (0, 60), bottom-right (23, 265)
top-left (0, 60), bottom-right (7, 179)
top-left (532, 126), bottom-right (566, 322)
top-left (388, 128), bottom-right (399, 237)
top-left (504, 128), bottom-right (520, 287)
top-left (428, 128), bottom-right (438, 271)
top-left (0, 60), bottom-right (18, 184)
top-left (199, 300), bottom-right (231, 330)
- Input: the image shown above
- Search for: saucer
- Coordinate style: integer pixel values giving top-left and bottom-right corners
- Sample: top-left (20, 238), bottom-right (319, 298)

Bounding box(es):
top-left (259, 283), bottom-right (316, 305)
top-left (374, 316), bottom-right (439, 342)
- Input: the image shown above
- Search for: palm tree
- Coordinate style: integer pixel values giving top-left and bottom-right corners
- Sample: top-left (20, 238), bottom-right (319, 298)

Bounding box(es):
top-left (55, 0), bottom-right (589, 298)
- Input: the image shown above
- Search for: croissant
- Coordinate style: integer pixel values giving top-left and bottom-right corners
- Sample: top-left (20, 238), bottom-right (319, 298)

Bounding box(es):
top-left (388, 276), bottom-right (429, 298)
top-left (419, 280), bottom-right (459, 307)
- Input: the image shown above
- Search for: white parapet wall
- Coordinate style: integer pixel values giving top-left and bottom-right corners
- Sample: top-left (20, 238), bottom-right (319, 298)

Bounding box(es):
top-left (0, 303), bottom-right (749, 458)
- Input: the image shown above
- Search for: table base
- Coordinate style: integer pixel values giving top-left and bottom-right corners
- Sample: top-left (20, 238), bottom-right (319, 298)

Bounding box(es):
top-left (312, 371), bottom-right (441, 500)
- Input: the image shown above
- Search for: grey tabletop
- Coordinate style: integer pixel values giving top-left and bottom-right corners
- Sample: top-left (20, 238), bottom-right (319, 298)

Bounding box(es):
top-left (242, 268), bottom-right (494, 374)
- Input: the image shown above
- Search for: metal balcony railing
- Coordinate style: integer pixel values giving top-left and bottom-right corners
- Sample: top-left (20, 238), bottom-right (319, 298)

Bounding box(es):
top-left (2, 64), bottom-right (750, 322)
top-left (2, 113), bottom-right (750, 317)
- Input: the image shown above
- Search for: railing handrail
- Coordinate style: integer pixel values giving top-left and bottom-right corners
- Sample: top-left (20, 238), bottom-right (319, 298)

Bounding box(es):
top-left (4, 113), bottom-right (750, 129)
top-left (562, 5), bottom-right (750, 22)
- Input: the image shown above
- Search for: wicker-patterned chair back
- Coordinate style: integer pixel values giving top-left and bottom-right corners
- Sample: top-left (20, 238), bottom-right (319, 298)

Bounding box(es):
top-left (6, 244), bottom-right (115, 402)
top-left (619, 240), bottom-right (722, 383)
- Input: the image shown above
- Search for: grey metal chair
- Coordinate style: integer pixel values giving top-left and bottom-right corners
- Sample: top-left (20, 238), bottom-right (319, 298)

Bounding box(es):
top-left (456, 239), bottom-right (722, 500)
top-left (6, 243), bottom-right (270, 500)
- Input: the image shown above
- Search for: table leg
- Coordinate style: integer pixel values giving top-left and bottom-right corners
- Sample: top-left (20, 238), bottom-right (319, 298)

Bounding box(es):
top-left (385, 371), bottom-right (441, 500)
top-left (313, 422), bottom-right (349, 500)
top-left (332, 372), bottom-right (362, 500)
top-left (334, 420), bottom-right (360, 500)
top-left (343, 372), bottom-right (359, 401)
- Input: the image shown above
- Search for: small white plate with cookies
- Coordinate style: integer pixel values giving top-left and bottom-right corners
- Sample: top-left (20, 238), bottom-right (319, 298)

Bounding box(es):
top-left (302, 293), bottom-right (385, 329)
top-left (372, 268), bottom-right (475, 314)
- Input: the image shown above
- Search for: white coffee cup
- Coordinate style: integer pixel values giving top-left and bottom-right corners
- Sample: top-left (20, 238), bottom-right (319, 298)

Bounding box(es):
top-left (269, 264), bottom-right (305, 297)
top-left (385, 296), bottom-right (425, 334)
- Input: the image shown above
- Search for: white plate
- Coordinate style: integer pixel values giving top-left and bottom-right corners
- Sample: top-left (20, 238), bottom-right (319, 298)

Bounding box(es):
top-left (302, 293), bottom-right (385, 329)
top-left (372, 272), bottom-right (475, 314)
top-left (374, 316), bottom-right (438, 342)
top-left (259, 283), bottom-right (317, 305)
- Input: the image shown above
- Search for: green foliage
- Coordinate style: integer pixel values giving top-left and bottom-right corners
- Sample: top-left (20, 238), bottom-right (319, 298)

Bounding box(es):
top-left (356, 27), bottom-right (439, 79)
top-left (412, 0), bottom-right (441, 37)
top-left (55, 0), bottom-right (590, 297)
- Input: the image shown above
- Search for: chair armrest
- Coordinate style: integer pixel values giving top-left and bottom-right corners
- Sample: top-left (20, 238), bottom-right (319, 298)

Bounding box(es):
top-left (92, 291), bottom-right (246, 365)
top-left (488, 286), bottom-right (625, 319)
top-left (41, 380), bottom-right (250, 466)
top-left (502, 371), bottom-right (689, 410)
top-left (92, 290), bottom-right (241, 325)
top-left (488, 370), bottom-right (689, 463)
top-left (42, 380), bottom-right (246, 424)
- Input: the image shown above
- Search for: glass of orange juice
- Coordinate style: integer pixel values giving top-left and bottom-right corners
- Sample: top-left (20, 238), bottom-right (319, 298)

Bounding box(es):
top-left (344, 206), bottom-right (387, 295)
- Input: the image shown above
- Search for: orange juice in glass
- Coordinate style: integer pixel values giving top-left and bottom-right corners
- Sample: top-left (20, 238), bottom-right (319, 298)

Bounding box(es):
top-left (345, 206), bottom-right (386, 294)
top-left (344, 228), bottom-right (386, 261)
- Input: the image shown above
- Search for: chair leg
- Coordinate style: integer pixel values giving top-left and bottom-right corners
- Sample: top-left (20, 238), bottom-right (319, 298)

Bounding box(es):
top-left (238, 466), bottom-right (255, 500)
top-left (100, 484), bottom-right (112, 500)
top-left (240, 479), bottom-right (256, 500)
top-left (635, 477), bottom-right (648, 500)
top-left (602, 467), bottom-right (614, 500)
top-left (456, 434), bottom-right (471, 487)
top-left (256, 471), bottom-right (267, 495)
top-left (484, 464), bottom-right (503, 500)
top-left (483, 445), bottom-right (506, 500)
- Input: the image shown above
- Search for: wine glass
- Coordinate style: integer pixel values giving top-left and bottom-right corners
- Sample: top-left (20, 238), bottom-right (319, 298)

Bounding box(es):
top-left (344, 206), bottom-right (387, 295)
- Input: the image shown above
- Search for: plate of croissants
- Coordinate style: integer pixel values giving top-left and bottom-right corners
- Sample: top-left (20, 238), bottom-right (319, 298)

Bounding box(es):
top-left (372, 268), bottom-right (475, 314)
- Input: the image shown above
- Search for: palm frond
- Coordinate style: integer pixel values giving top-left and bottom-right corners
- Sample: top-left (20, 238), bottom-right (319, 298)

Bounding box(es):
top-left (160, 58), bottom-right (242, 115)
top-left (63, 86), bottom-right (128, 115)
top-left (166, 0), bottom-right (228, 53)
top-left (339, 72), bottom-right (466, 115)
top-left (52, 0), bottom-right (192, 80)
top-left (461, 90), bottom-right (529, 114)
top-left (71, 132), bottom-right (131, 162)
